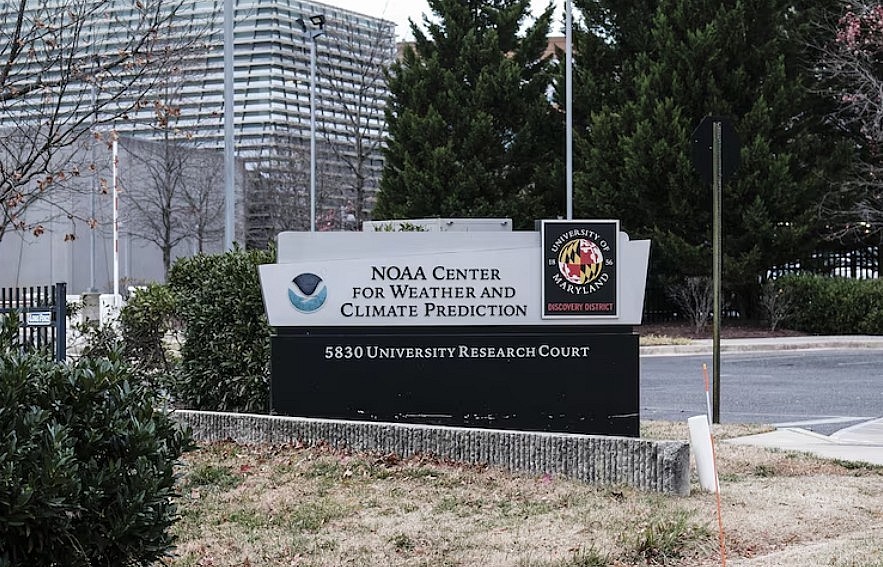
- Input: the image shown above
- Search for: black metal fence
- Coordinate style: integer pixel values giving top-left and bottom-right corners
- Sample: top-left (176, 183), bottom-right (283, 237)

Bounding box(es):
top-left (643, 247), bottom-right (881, 324)
top-left (642, 285), bottom-right (682, 324)
top-left (767, 246), bottom-right (880, 280)
top-left (0, 283), bottom-right (67, 361)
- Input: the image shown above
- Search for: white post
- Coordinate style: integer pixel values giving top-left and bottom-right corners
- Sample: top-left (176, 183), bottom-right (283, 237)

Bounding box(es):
top-left (688, 415), bottom-right (719, 492)
top-left (309, 37), bottom-right (317, 232)
top-left (565, 0), bottom-right (573, 220)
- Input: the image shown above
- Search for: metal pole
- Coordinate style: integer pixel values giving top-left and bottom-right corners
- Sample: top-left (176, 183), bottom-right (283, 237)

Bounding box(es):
top-left (112, 136), bottom-right (119, 298)
top-left (69, 191), bottom-right (75, 286)
top-left (223, 0), bottom-right (235, 250)
top-left (310, 37), bottom-right (317, 232)
top-left (89, 85), bottom-right (97, 292)
top-left (565, 0), bottom-right (573, 220)
top-left (126, 230), bottom-right (131, 283)
top-left (54, 282), bottom-right (66, 363)
top-left (48, 208), bottom-right (53, 284)
top-left (712, 121), bottom-right (722, 424)
top-left (89, 168), bottom-right (96, 290)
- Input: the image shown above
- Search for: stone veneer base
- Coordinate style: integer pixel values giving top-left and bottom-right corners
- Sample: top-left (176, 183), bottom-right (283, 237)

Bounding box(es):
top-left (172, 410), bottom-right (690, 495)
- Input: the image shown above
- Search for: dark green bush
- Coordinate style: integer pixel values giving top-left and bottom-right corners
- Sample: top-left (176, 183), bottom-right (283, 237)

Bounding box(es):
top-left (855, 283), bottom-right (883, 335)
top-left (168, 247), bottom-right (274, 413)
top-left (778, 274), bottom-right (883, 335)
top-left (120, 283), bottom-right (179, 375)
top-left (0, 314), bottom-right (193, 566)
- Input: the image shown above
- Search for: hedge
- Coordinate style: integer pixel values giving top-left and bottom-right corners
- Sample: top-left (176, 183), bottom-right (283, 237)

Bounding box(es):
top-left (167, 246), bottom-right (274, 413)
top-left (778, 274), bottom-right (883, 335)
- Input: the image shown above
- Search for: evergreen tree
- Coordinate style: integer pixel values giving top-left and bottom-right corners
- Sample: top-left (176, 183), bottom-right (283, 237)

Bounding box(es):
top-left (570, 0), bottom-right (851, 316)
top-left (375, 0), bottom-right (562, 228)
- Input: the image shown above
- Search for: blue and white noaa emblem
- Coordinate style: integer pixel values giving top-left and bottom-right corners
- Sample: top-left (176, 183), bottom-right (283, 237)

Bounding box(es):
top-left (288, 273), bottom-right (327, 313)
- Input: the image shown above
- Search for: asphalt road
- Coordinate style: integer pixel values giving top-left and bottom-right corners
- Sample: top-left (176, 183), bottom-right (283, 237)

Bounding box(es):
top-left (640, 349), bottom-right (883, 434)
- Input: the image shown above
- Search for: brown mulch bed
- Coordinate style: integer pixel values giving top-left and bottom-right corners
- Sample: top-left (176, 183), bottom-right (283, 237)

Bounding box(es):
top-left (638, 322), bottom-right (807, 340)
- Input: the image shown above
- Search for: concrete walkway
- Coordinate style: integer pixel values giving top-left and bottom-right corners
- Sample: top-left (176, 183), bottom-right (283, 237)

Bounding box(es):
top-left (726, 419), bottom-right (883, 466)
top-left (641, 334), bottom-right (883, 466)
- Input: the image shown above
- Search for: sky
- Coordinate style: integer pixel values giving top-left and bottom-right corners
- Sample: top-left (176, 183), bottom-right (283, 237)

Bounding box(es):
top-left (322, 0), bottom-right (566, 41)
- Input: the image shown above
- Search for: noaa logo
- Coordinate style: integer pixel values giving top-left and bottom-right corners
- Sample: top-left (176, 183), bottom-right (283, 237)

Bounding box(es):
top-left (288, 273), bottom-right (327, 313)
top-left (557, 238), bottom-right (605, 285)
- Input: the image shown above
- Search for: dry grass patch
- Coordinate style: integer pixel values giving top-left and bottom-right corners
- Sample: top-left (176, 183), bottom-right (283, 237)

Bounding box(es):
top-left (641, 420), bottom-right (774, 441)
top-left (165, 423), bottom-right (883, 567)
top-left (639, 334), bottom-right (693, 346)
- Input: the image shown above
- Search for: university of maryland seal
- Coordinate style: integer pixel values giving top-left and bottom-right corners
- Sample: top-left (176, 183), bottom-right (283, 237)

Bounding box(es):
top-left (557, 237), bottom-right (605, 285)
top-left (541, 220), bottom-right (618, 318)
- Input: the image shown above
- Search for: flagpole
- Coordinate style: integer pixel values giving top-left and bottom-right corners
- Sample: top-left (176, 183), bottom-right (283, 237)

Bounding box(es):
top-left (565, 0), bottom-right (573, 220)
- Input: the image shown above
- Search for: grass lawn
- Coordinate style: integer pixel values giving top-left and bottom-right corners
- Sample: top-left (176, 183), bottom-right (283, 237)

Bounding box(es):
top-left (162, 421), bottom-right (883, 566)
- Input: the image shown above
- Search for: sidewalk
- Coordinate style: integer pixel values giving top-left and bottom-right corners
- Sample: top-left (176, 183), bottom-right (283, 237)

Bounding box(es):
top-left (643, 334), bottom-right (883, 466)
top-left (726, 418), bottom-right (883, 466)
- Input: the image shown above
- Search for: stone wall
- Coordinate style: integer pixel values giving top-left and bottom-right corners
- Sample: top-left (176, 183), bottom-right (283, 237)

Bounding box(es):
top-left (173, 410), bottom-right (691, 495)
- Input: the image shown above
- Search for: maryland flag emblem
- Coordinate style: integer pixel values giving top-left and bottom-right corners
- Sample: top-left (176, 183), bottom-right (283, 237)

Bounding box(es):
top-left (557, 238), bottom-right (604, 285)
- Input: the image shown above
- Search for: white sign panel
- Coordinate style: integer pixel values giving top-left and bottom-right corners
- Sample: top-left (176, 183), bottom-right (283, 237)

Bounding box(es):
top-left (260, 230), bottom-right (649, 327)
top-left (261, 248), bottom-right (536, 327)
top-left (25, 311), bottom-right (52, 326)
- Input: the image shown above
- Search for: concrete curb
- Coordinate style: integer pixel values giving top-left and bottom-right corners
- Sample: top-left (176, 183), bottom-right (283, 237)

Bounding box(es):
top-left (173, 410), bottom-right (691, 495)
top-left (641, 336), bottom-right (883, 356)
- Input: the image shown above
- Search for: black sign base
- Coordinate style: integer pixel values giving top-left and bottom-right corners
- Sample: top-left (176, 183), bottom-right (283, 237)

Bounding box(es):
top-left (271, 326), bottom-right (639, 437)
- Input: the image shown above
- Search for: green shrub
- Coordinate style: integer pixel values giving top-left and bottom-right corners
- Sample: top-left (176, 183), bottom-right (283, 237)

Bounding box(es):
top-left (120, 283), bottom-right (180, 375)
top-left (0, 311), bottom-right (22, 352)
top-left (856, 283), bottom-right (883, 335)
top-left (778, 274), bottom-right (883, 335)
top-left (168, 247), bottom-right (274, 413)
top-left (67, 285), bottom-right (179, 393)
top-left (0, 314), bottom-right (193, 566)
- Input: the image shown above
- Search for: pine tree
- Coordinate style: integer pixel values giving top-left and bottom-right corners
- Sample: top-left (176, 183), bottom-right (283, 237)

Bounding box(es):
top-left (375, 0), bottom-right (562, 228)
top-left (571, 0), bottom-right (851, 316)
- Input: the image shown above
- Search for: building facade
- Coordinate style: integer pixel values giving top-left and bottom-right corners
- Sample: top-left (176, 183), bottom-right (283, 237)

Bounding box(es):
top-left (155, 0), bottom-right (396, 245)
top-left (1, 0), bottom-right (396, 291)
top-left (0, 135), bottom-right (246, 291)
top-left (134, 0), bottom-right (395, 245)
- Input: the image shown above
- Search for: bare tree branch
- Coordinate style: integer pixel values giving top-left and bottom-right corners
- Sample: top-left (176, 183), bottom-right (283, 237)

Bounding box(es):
top-left (816, 1), bottom-right (883, 241)
top-left (0, 0), bottom-right (206, 244)
top-left (246, 132), bottom-right (323, 243)
top-left (118, 19), bottom-right (224, 276)
top-left (317, 17), bottom-right (395, 228)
